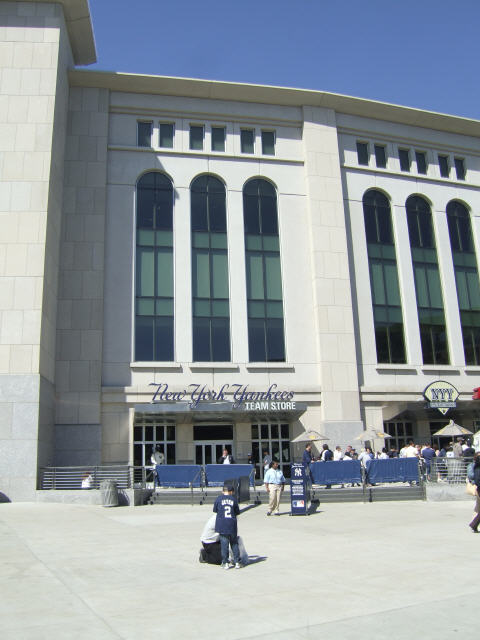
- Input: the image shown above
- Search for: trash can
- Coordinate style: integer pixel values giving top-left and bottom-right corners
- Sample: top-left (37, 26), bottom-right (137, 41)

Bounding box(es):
top-left (100, 479), bottom-right (118, 507)
top-left (237, 476), bottom-right (250, 503)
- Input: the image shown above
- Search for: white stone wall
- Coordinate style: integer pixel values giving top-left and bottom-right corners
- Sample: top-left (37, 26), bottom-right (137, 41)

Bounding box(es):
top-left (340, 113), bottom-right (480, 429)
top-left (0, 1), bottom-right (73, 499)
top-left (54, 85), bottom-right (109, 465)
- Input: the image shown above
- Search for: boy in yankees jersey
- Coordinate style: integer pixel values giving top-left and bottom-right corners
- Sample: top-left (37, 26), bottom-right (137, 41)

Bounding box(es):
top-left (213, 483), bottom-right (242, 569)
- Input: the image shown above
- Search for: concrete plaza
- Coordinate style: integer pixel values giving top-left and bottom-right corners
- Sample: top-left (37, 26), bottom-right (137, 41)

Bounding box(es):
top-left (0, 498), bottom-right (478, 639)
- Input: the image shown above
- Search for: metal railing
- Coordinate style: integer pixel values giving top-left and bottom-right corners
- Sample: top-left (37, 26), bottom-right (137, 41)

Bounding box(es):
top-left (426, 457), bottom-right (474, 484)
top-left (41, 465), bottom-right (131, 490)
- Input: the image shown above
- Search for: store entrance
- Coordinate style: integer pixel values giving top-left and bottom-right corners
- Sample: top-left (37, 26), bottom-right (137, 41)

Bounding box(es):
top-left (193, 424), bottom-right (234, 466)
top-left (195, 442), bottom-right (233, 466)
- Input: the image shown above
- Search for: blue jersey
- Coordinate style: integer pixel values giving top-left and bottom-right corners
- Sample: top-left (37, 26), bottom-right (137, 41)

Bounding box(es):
top-left (213, 494), bottom-right (240, 536)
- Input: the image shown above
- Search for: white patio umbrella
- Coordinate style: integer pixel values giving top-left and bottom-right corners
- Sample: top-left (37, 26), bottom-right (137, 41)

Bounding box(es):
top-left (432, 419), bottom-right (473, 438)
top-left (355, 428), bottom-right (392, 442)
top-left (291, 429), bottom-right (330, 443)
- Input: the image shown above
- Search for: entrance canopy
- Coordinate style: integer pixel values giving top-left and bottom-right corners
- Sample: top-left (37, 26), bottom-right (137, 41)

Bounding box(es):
top-left (134, 400), bottom-right (308, 423)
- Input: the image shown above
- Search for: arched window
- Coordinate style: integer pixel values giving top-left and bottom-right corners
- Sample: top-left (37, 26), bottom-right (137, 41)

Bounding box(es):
top-left (406, 195), bottom-right (448, 364)
top-left (191, 175), bottom-right (230, 361)
top-left (446, 200), bottom-right (480, 364)
top-left (243, 179), bottom-right (285, 362)
top-left (362, 189), bottom-right (405, 363)
top-left (135, 172), bottom-right (174, 361)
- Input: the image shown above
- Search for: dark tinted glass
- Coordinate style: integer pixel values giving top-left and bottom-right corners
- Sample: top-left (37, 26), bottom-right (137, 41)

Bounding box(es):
top-left (137, 188), bottom-right (155, 228)
top-left (159, 123), bottom-right (174, 148)
top-left (211, 317), bottom-right (231, 361)
top-left (248, 319), bottom-right (267, 361)
top-left (154, 317), bottom-right (174, 361)
top-left (190, 125), bottom-right (204, 150)
top-left (135, 316), bottom-right (154, 361)
top-left (137, 122), bottom-right (152, 147)
top-left (211, 127), bottom-right (225, 152)
top-left (447, 201), bottom-right (472, 252)
top-left (191, 190), bottom-right (208, 231)
top-left (262, 131), bottom-right (275, 155)
top-left (375, 326), bottom-right (389, 363)
top-left (374, 145), bottom-right (386, 168)
top-left (244, 195), bottom-right (259, 233)
top-left (454, 157), bottom-right (466, 181)
top-left (406, 196), bottom-right (433, 249)
top-left (260, 195), bottom-right (278, 234)
top-left (266, 318), bottom-right (285, 361)
top-left (390, 324), bottom-right (406, 363)
top-left (356, 142), bottom-right (369, 165)
top-left (415, 151), bottom-right (427, 175)
top-left (363, 190), bottom-right (392, 244)
top-left (209, 192), bottom-right (226, 232)
top-left (439, 155), bottom-right (449, 178)
top-left (155, 189), bottom-right (173, 230)
top-left (241, 129), bottom-right (255, 154)
top-left (193, 317), bottom-right (211, 361)
top-left (399, 149), bottom-right (410, 172)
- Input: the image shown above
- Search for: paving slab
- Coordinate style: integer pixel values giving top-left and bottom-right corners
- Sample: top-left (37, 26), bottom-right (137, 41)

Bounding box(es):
top-left (0, 499), bottom-right (479, 639)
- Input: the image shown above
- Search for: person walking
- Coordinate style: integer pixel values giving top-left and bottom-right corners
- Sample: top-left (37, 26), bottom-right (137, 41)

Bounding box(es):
top-left (468, 453), bottom-right (480, 533)
top-left (264, 460), bottom-right (285, 516)
top-left (213, 483), bottom-right (242, 569)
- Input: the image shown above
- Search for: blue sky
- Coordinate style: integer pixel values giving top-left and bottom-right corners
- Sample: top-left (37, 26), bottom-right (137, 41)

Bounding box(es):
top-left (86, 0), bottom-right (480, 120)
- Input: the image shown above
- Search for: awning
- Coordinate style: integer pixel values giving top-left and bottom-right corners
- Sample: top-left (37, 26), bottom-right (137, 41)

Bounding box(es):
top-left (134, 400), bottom-right (308, 422)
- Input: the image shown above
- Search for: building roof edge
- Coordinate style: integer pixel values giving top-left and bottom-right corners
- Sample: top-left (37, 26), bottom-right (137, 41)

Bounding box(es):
top-left (68, 69), bottom-right (480, 138)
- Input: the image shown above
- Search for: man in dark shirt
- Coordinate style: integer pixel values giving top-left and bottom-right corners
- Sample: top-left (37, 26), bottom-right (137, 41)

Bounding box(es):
top-left (213, 483), bottom-right (241, 569)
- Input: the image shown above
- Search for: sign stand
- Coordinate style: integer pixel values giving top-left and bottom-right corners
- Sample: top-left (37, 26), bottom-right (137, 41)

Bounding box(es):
top-left (290, 463), bottom-right (312, 515)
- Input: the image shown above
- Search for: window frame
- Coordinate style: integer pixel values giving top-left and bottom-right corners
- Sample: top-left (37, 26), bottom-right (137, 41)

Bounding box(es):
top-left (415, 150), bottom-right (428, 175)
top-left (261, 130), bottom-right (276, 156)
top-left (211, 126), bottom-right (226, 153)
top-left (374, 144), bottom-right (387, 169)
top-left (137, 121), bottom-right (153, 148)
top-left (454, 157), bottom-right (466, 181)
top-left (240, 128), bottom-right (255, 154)
top-left (398, 148), bottom-right (411, 172)
top-left (189, 124), bottom-right (204, 151)
top-left (356, 141), bottom-right (369, 166)
top-left (159, 122), bottom-right (175, 149)
top-left (438, 154), bottom-right (450, 178)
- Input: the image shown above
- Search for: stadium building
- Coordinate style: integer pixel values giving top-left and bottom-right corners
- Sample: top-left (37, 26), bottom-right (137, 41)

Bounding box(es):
top-left (2, 0), bottom-right (480, 500)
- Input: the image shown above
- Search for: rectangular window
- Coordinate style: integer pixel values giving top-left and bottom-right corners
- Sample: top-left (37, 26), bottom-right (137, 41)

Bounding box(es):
top-left (137, 121), bottom-right (152, 147)
top-left (211, 126), bottom-right (226, 152)
top-left (399, 148), bottom-right (410, 172)
top-left (261, 130), bottom-right (275, 155)
top-left (159, 122), bottom-right (174, 148)
top-left (439, 155), bottom-right (450, 178)
top-left (415, 151), bottom-right (427, 175)
top-left (241, 129), bottom-right (255, 154)
top-left (374, 144), bottom-right (386, 169)
top-left (190, 125), bottom-right (204, 151)
top-left (356, 141), bottom-right (369, 166)
top-left (454, 157), bottom-right (466, 181)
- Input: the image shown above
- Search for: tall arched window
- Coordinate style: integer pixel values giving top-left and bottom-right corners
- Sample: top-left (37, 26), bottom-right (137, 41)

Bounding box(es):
top-left (243, 179), bottom-right (285, 362)
top-left (446, 200), bottom-right (480, 364)
top-left (135, 172), bottom-right (174, 361)
top-left (363, 189), bottom-right (406, 363)
top-left (191, 175), bottom-right (230, 361)
top-left (406, 195), bottom-right (449, 364)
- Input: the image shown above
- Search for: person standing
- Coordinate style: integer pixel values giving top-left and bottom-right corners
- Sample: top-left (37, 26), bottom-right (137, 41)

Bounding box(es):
top-left (213, 483), bottom-right (242, 569)
top-left (262, 449), bottom-right (272, 474)
top-left (264, 460), bottom-right (285, 516)
top-left (333, 446), bottom-right (344, 461)
top-left (302, 443), bottom-right (313, 469)
top-left (468, 453), bottom-right (480, 533)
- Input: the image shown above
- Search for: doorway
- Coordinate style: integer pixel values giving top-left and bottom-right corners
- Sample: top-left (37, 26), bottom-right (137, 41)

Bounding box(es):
top-left (193, 424), bottom-right (234, 465)
top-left (195, 442), bottom-right (233, 466)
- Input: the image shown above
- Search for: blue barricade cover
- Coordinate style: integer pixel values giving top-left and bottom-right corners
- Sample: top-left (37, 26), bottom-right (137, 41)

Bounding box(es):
top-left (310, 460), bottom-right (362, 485)
top-left (365, 458), bottom-right (419, 483)
top-left (155, 465), bottom-right (202, 488)
top-left (205, 464), bottom-right (254, 487)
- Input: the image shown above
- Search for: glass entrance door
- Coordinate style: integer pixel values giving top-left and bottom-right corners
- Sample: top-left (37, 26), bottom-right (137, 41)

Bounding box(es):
top-left (195, 442), bottom-right (233, 466)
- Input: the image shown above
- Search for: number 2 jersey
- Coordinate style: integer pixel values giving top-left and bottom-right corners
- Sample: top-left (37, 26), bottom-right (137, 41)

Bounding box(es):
top-left (213, 494), bottom-right (240, 536)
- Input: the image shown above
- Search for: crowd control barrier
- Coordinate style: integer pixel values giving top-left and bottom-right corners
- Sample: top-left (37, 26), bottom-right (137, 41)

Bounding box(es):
top-left (310, 460), bottom-right (362, 486)
top-left (155, 464), bottom-right (202, 488)
top-left (365, 458), bottom-right (419, 484)
top-left (204, 464), bottom-right (255, 487)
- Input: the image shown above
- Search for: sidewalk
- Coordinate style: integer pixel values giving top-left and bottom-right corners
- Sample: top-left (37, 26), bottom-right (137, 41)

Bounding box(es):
top-left (0, 499), bottom-right (478, 639)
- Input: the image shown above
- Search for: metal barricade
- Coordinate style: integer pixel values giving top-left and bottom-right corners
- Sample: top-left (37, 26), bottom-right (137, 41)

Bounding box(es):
top-left (429, 457), bottom-right (471, 484)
